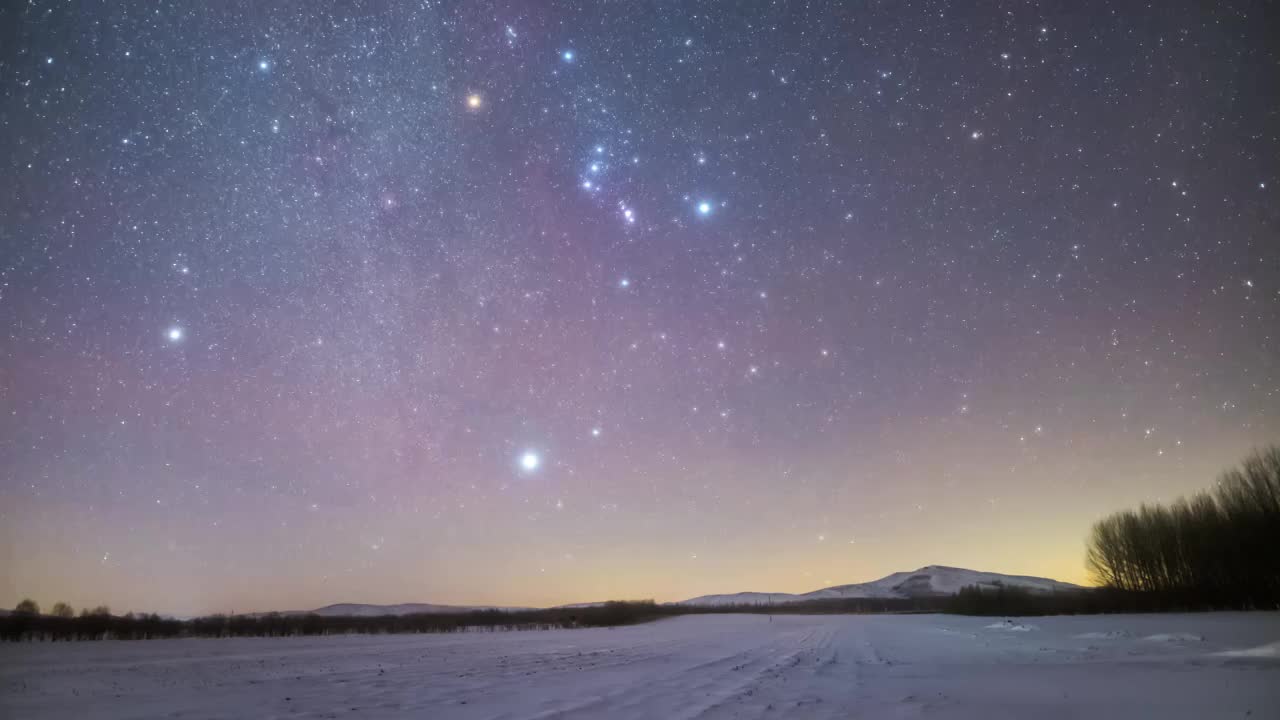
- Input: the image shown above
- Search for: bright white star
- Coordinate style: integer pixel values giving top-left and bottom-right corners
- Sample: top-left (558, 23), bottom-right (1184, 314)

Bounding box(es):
top-left (167, 327), bottom-right (184, 342)
top-left (697, 201), bottom-right (712, 216)
top-left (562, 50), bottom-right (575, 62)
top-left (519, 451), bottom-right (541, 472)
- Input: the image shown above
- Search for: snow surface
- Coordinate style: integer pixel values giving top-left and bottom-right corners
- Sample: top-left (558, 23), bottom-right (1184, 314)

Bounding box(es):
top-left (984, 620), bottom-right (1038, 632)
top-left (1217, 641), bottom-right (1280, 658)
top-left (3, 612), bottom-right (1277, 719)
top-left (677, 565), bottom-right (1081, 606)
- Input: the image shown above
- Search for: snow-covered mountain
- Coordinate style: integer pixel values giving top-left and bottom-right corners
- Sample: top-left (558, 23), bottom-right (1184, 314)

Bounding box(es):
top-left (670, 591), bottom-right (802, 607)
top-left (675, 566), bottom-right (1082, 607)
top-left (241, 566), bottom-right (1080, 615)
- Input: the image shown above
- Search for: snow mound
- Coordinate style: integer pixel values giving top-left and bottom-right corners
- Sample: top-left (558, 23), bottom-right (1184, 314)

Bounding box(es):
top-left (1075, 631), bottom-right (1133, 640)
top-left (1142, 633), bottom-right (1204, 643)
top-left (1215, 641), bottom-right (1280, 658)
top-left (986, 620), bottom-right (1038, 632)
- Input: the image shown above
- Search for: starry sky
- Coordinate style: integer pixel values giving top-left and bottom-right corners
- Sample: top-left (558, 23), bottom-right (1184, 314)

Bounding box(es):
top-left (2, 1), bottom-right (1277, 616)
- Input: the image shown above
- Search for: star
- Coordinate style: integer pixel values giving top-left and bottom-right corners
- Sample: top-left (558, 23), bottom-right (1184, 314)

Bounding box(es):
top-left (519, 451), bottom-right (541, 472)
top-left (257, 59), bottom-right (270, 72)
top-left (697, 201), bottom-right (713, 216)
top-left (591, 427), bottom-right (602, 437)
top-left (618, 277), bottom-right (630, 288)
top-left (562, 50), bottom-right (575, 62)
top-left (166, 327), bottom-right (184, 342)
top-left (466, 93), bottom-right (483, 110)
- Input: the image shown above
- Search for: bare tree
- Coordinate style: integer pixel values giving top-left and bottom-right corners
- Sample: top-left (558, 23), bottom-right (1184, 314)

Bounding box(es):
top-left (14, 599), bottom-right (40, 616)
top-left (1086, 445), bottom-right (1280, 607)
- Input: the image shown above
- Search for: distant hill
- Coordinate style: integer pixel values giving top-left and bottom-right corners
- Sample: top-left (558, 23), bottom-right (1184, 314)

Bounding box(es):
top-left (246, 602), bottom-right (532, 618)
top-left (309, 603), bottom-right (521, 617)
top-left (675, 565), bottom-right (1082, 607)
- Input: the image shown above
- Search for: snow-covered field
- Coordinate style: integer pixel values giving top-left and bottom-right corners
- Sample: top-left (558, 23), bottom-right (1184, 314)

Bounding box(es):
top-left (2, 613), bottom-right (1277, 719)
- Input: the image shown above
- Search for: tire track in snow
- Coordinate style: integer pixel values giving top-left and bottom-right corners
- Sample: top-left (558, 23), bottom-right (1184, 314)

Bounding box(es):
top-left (514, 623), bottom-right (823, 720)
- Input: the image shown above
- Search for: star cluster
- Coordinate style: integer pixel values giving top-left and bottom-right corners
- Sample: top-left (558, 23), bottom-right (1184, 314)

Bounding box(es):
top-left (1, 1), bottom-right (1277, 615)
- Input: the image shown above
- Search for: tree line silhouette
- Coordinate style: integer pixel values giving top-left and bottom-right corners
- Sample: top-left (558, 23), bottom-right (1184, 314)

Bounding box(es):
top-left (1, 598), bottom-right (953, 642)
top-left (2, 602), bottom-right (183, 642)
top-left (5, 445), bottom-right (1276, 641)
top-left (1085, 445), bottom-right (1279, 608)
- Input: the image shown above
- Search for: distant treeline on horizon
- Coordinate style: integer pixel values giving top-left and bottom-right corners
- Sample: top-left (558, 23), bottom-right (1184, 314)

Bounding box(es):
top-left (5, 445), bottom-right (1277, 642)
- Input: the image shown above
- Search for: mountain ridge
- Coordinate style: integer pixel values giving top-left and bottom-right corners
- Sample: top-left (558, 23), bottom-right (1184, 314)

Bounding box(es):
top-left (245, 602), bottom-right (534, 618)
top-left (674, 565), bottom-right (1083, 607)
top-left (232, 565), bottom-right (1082, 616)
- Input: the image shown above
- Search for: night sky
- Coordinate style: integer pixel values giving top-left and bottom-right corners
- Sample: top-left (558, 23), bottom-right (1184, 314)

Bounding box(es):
top-left (2, 1), bottom-right (1277, 616)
